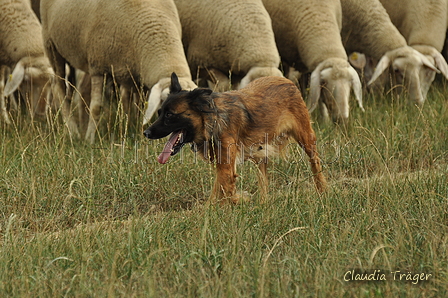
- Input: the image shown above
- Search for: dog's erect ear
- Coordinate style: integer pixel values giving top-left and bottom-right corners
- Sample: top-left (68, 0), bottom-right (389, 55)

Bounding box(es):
top-left (188, 88), bottom-right (215, 113)
top-left (170, 72), bottom-right (182, 94)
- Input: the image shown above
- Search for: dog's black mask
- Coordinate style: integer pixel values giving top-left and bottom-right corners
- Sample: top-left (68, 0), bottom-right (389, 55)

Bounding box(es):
top-left (143, 72), bottom-right (213, 164)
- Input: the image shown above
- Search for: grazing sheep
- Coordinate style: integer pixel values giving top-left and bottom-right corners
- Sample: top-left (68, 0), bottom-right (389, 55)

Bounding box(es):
top-left (40, 0), bottom-right (197, 143)
top-left (379, 0), bottom-right (448, 98)
top-left (341, 0), bottom-right (440, 105)
top-left (379, 0), bottom-right (447, 52)
top-left (262, 0), bottom-right (363, 123)
top-left (173, 0), bottom-right (283, 91)
top-left (0, 0), bottom-right (53, 124)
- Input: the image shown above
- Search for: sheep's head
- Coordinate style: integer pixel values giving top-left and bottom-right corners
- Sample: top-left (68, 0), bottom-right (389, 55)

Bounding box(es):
top-left (368, 46), bottom-right (439, 106)
top-left (308, 58), bottom-right (363, 124)
top-left (4, 56), bottom-right (54, 117)
top-left (412, 45), bottom-right (448, 99)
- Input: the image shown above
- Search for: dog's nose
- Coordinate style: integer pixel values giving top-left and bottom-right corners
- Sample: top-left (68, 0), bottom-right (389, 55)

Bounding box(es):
top-left (143, 129), bottom-right (152, 139)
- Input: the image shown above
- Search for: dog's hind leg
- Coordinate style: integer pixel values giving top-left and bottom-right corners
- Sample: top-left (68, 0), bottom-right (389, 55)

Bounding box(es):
top-left (292, 130), bottom-right (327, 193)
top-left (308, 149), bottom-right (326, 193)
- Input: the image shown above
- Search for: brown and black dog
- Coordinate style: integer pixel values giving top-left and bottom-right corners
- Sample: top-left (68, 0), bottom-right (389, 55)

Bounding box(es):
top-left (144, 73), bottom-right (326, 204)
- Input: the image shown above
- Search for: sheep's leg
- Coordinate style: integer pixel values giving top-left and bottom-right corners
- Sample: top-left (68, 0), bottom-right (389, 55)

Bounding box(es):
top-left (85, 75), bottom-right (104, 144)
top-left (60, 77), bottom-right (80, 138)
top-left (75, 71), bottom-right (91, 135)
top-left (119, 85), bottom-right (130, 114)
top-left (0, 66), bottom-right (12, 124)
top-left (33, 83), bottom-right (50, 118)
top-left (119, 84), bottom-right (132, 123)
top-left (46, 42), bottom-right (80, 138)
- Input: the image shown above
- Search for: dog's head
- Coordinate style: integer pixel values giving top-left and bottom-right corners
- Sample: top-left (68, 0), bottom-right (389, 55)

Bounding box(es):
top-left (143, 72), bottom-right (215, 164)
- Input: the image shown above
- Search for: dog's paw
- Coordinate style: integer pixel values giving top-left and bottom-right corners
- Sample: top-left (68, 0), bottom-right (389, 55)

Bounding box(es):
top-left (211, 191), bottom-right (252, 205)
top-left (231, 191), bottom-right (252, 204)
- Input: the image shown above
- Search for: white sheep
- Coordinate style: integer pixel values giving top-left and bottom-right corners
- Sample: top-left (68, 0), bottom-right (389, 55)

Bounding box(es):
top-left (262, 0), bottom-right (363, 123)
top-left (379, 0), bottom-right (448, 99)
top-left (173, 0), bottom-right (283, 92)
top-left (40, 0), bottom-right (197, 143)
top-left (0, 0), bottom-right (53, 124)
top-left (341, 0), bottom-right (440, 106)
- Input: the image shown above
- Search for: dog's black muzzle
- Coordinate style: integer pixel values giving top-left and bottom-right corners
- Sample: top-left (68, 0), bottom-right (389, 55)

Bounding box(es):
top-left (143, 128), bottom-right (153, 139)
top-left (143, 125), bottom-right (172, 140)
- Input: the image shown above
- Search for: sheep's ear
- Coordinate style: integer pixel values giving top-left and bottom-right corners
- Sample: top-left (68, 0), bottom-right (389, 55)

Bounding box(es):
top-left (415, 51), bottom-right (439, 73)
top-left (170, 72), bottom-right (182, 94)
top-left (188, 88), bottom-right (215, 113)
top-left (239, 66), bottom-right (258, 89)
top-left (239, 72), bottom-right (252, 89)
top-left (143, 82), bottom-right (164, 125)
top-left (308, 67), bottom-right (322, 113)
top-left (368, 55), bottom-right (391, 85)
top-left (433, 51), bottom-right (448, 79)
top-left (4, 60), bottom-right (25, 96)
top-left (349, 66), bottom-right (364, 112)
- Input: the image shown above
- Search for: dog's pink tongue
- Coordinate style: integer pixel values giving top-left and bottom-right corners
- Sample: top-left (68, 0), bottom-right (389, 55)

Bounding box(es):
top-left (157, 131), bottom-right (181, 164)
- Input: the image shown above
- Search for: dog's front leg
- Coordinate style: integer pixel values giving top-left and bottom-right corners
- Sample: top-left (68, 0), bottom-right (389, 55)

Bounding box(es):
top-left (209, 139), bottom-right (239, 204)
top-left (211, 163), bottom-right (238, 204)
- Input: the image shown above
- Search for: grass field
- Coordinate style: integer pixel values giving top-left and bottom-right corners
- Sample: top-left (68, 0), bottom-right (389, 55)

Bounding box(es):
top-left (0, 80), bottom-right (447, 297)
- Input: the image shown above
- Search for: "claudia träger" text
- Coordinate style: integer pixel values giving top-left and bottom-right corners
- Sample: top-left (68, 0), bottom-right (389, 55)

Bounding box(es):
top-left (343, 270), bottom-right (432, 284)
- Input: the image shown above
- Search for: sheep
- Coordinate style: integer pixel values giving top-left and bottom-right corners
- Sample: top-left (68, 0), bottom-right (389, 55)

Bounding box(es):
top-left (262, 0), bottom-right (363, 123)
top-left (0, 0), bottom-right (54, 124)
top-left (173, 0), bottom-right (283, 92)
top-left (378, 0), bottom-right (448, 98)
top-left (340, 0), bottom-right (440, 106)
top-left (40, 0), bottom-right (197, 143)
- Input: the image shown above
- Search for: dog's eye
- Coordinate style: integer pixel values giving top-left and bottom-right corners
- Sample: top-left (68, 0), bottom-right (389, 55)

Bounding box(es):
top-left (165, 112), bottom-right (173, 118)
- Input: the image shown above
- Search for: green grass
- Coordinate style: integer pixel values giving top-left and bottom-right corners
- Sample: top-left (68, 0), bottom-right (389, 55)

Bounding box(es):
top-left (0, 82), bottom-right (447, 297)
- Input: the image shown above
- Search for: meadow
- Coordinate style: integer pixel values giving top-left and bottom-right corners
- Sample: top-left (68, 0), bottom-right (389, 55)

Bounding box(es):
top-left (0, 79), bottom-right (447, 297)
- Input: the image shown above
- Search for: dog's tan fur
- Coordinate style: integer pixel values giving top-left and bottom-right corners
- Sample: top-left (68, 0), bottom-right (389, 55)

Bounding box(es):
top-left (161, 76), bottom-right (326, 203)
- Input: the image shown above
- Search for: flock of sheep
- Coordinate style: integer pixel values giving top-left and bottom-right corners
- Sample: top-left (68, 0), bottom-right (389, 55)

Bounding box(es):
top-left (1, 0), bottom-right (448, 144)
